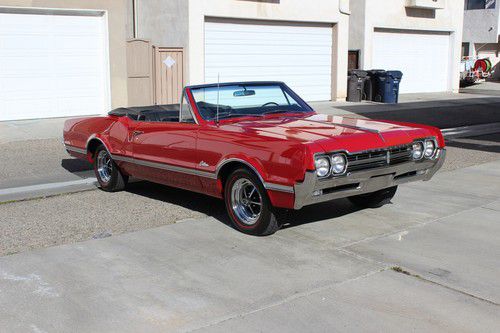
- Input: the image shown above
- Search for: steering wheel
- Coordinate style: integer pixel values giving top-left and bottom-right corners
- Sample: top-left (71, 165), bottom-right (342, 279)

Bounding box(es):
top-left (261, 102), bottom-right (279, 107)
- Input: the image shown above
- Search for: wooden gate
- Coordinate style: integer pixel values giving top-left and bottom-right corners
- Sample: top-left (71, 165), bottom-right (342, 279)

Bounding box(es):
top-left (154, 47), bottom-right (184, 105)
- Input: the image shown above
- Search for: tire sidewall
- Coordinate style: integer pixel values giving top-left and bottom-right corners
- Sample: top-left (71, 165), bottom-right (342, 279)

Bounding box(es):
top-left (224, 169), bottom-right (273, 235)
top-left (94, 146), bottom-right (120, 191)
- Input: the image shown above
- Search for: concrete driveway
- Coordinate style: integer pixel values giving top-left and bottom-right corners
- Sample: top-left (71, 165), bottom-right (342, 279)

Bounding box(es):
top-left (1, 160), bottom-right (499, 332)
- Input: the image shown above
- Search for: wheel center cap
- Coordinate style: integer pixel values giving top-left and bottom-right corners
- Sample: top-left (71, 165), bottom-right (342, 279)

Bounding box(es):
top-left (242, 199), bottom-right (249, 205)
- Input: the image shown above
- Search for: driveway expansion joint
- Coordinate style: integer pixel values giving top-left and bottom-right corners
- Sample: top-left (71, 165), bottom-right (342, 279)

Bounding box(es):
top-left (186, 266), bottom-right (389, 333)
top-left (390, 266), bottom-right (500, 307)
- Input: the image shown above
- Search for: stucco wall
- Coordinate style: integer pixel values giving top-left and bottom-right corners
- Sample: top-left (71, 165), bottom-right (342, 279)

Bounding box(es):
top-left (129, 0), bottom-right (189, 49)
top-left (348, 0), bottom-right (366, 65)
top-left (462, 7), bottom-right (500, 43)
top-left (0, 0), bottom-right (129, 108)
top-left (349, 0), bottom-right (464, 93)
top-left (187, 0), bottom-right (350, 101)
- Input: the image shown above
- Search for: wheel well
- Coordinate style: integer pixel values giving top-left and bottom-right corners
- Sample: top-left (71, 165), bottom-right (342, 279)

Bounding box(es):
top-left (86, 138), bottom-right (103, 157)
top-left (218, 161), bottom-right (261, 188)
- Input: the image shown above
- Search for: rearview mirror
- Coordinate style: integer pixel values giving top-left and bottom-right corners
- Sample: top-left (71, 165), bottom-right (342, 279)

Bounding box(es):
top-left (233, 89), bottom-right (255, 97)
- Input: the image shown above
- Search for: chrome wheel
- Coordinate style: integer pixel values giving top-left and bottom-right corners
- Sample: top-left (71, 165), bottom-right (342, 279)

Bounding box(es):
top-left (96, 150), bottom-right (112, 183)
top-left (230, 178), bottom-right (262, 225)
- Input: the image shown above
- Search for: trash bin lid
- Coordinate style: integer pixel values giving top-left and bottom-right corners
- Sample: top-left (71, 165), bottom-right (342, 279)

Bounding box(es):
top-left (386, 70), bottom-right (403, 79)
top-left (348, 69), bottom-right (368, 78)
top-left (367, 69), bottom-right (386, 77)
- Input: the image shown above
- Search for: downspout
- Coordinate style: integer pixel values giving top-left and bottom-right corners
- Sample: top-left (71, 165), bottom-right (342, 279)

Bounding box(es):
top-left (132, 0), bottom-right (138, 38)
top-left (339, 0), bottom-right (351, 15)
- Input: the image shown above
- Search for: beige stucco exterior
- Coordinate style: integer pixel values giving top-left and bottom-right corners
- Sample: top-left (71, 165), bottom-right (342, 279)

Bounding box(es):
top-left (0, 0), bottom-right (129, 108)
top-left (349, 0), bottom-right (465, 93)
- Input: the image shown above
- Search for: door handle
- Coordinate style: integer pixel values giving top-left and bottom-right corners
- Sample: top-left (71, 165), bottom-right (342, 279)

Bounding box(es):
top-left (132, 130), bottom-right (144, 137)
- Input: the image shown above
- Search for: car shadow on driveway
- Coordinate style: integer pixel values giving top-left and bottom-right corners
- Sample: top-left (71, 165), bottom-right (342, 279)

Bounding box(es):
top-left (61, 158), bottom-right (93, 175)
top-left (280, 199), bottom-right (361, 230)
top-left (121, 180), bottom-right (361, 232)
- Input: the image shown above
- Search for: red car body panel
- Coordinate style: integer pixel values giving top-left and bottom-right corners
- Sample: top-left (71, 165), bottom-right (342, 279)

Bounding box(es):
top-left (63, 86), bottom-right (445, 210)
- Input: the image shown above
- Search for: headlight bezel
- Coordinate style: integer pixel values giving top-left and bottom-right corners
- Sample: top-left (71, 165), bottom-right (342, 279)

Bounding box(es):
top-left (412, 141), bottom-right (424, 160)
top-left (423, 138), bottom-right (437, 159)
top-left (314, 156), bottom-right (331, 178)
top-left (413, 137), bottom-right (439, 161)
top-left (314, 153), bottom-right (348, 178)
top-left (330, 153), bottom-right (348, 176)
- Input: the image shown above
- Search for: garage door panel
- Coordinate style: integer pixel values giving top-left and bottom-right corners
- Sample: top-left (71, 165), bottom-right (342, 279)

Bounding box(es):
top-left (206, 66), bottom-right (330, 77)
top-left (205, 44), bottom-right (331, 56)
top-left (372, 31), bottom-right (450, 93)
top-left (205, 54), bottom-right (332, 67)
top-left (206, 34), bottom-right (331, 46)
top-left (205, 21), bottom-right (332, 101)
top-left (0, 12), bottom-right (109, 121)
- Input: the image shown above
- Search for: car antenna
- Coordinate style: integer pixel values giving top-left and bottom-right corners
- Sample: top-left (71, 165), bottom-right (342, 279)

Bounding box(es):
top-left (215, 73), bottom-right (220, 126)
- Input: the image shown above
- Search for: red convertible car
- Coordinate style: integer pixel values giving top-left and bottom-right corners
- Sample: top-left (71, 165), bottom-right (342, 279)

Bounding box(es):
top-left (64, 81), bottom-right (445, 235)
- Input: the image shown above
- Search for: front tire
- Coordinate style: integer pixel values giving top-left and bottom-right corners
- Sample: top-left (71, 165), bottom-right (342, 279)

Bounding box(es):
top-left (93, 145), bottom-right (128, 192)
top-left (224, 168), bottom-right (280, 236)
top-left (348, 186), bottom-right (398, 208)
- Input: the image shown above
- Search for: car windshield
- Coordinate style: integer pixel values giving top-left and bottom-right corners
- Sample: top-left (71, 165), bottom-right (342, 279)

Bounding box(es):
top-left (190, 83), bottom-right (312, 121)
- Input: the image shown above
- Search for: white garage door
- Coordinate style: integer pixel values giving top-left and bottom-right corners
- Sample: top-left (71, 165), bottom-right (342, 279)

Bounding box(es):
top-left (205, 20), bottom-right (333, 101)
top-left (0, 11), bottom-right (109, 121)
top-left (372, 30), bottom-right (451, 93)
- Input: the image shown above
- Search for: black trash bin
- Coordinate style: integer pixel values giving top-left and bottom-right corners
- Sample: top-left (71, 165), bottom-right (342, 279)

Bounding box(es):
top-left (368, 70), bottom-right (403, 104)
top-left (366, 69), bottom-right (386, 102)
top-left (347, 70), bottom-right (368, 102)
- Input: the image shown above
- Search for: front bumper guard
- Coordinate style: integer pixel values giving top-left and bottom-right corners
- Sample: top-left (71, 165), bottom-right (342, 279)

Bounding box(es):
top-left (293, 149), bottom-right (446, 209)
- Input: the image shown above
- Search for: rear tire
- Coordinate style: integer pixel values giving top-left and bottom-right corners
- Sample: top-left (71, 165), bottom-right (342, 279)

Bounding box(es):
top-left (93, 145), bottom-right (128, 192)
top-left (224, 168), bottom-right (280, 236)
top-left (348, 186), bottom-right (397, 208)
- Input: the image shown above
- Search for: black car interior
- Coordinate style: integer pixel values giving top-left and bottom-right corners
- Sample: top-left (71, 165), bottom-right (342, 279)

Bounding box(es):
top-left (109, 104), bottom-right (180, 122)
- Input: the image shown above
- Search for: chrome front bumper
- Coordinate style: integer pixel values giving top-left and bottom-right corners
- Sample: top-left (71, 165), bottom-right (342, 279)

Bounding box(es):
top-left (293, 149), bottom-right (446, 209)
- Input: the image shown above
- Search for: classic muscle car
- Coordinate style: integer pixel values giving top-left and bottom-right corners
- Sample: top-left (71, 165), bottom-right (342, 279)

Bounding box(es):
top-left (63, 81), bottom-right (445, 235)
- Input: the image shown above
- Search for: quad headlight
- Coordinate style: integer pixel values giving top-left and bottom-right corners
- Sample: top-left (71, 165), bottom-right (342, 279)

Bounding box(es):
top-left (331, 154), bottom-right (347, 175)
top-left (315, 154), bottom-right (347, 178)
top-left (314, 157), bottom-right (330, 178)
top-left (412, 142), bottom-right (424, 160)
top-left (424, 139), bottom-right (436, 158)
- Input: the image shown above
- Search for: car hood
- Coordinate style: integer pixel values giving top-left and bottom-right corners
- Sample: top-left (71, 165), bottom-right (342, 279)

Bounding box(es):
top-left (220, 113), bottom-right (433, 153)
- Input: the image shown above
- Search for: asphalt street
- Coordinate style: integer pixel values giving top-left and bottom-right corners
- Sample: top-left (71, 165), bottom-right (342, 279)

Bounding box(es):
top-left (0, 160), bottom-right (499, 332)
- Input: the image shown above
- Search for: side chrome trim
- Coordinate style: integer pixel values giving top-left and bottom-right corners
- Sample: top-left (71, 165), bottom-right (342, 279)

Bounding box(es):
top-left (264, 183), bottom-right (295, 193)
top-left (86, 135), bottom-right (113, 157)
top-left (216, 158), bottom-right (265, 183)
top-left (65, 144), bottom-right (86, 155)
top-left (112, 154), bottom-right (218, 179)
top-left (215, 158), bottom-right (294, 193)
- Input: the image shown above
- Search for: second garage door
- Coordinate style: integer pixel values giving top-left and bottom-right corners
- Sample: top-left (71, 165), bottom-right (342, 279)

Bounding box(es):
top-left (372, 30), bottom-right (451, 93)
top-left (205, 20), bottom-right (333, 102)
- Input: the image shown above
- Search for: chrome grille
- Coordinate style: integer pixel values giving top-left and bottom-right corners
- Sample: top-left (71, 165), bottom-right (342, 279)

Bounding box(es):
top-left (346, 144), bottom-right (413, 173)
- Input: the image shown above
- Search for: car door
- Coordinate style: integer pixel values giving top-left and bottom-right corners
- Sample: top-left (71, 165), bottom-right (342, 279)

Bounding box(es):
top-left (131, 96), bottom-right (201, 192)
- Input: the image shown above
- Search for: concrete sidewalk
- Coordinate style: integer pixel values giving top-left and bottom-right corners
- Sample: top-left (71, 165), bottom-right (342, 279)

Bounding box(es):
top-left (1, 160), bottom-right (499, 332)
